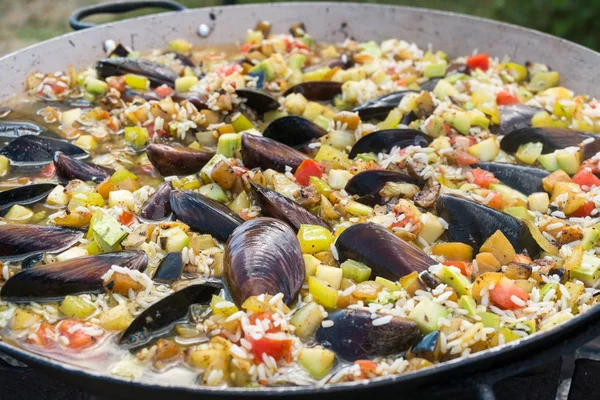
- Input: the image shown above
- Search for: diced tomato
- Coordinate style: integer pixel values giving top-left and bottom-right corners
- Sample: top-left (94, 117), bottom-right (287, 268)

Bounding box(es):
top-left (248, 335), bottom-right (293, 364)
top-left (155, 84), bottom-right (174, 98)
top-left (27, 322), bottom-right (54, 347)
top-left (58, 319), bottom-right (96, 349)
top-left (355, 360), bottom-right (378, 378)
top-left (454, 151), bottom-right (479, 167)
top-left (240, 43), bottom-right (251, 53)
top-left (294, 159), bottom-right (325, 185)
top-left (496, 89), bottom-right (520, 106)
top-left (107, 76), bottom-right (126, 93)
top-left (469, 168), bottom-right (499, 188)
top-left (238, 209), bottom-right (255, 221)
top-left (489, 277), bottom-right (529, 310)
top-left (40, 162), bottom-right (56, 178)
top-left (474, 189), bottom-right (503, 210)
top-left (569, 201), bottom-right (595, 217)
top-left (217, 64), bottom-right (240, 77)
top-left (572, 168), bottom-right (600, 191)
top-left (451, 136), bottom-right (477, 150)
top-left (395, 79), bottom-right (407, 87)
top-left (119, 210), bottom-right (135, 226)
top-left (466, 54), bottom-right (490, 71)
top-left (442, 261), bottom-right (473, 278)
top-left (48, 83), bottom-right (67, 95)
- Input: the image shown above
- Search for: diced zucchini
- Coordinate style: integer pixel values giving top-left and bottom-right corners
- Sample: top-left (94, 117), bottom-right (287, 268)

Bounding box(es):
top-left (459, 295), bottom-right (477, 315)
top-left (229, 191), bottom-right (250, 214)
top-left (582, 225), bottom-right (600, 251)
top-left (124, 126), bottom-right (149, 149)
top-left (468, 137), bottom-right (500, 161)
top-left (231, 113), bottom-right (255, 133)
top-left (108, 190), bottom-right (135, 211)
top-left (539, 311), bottom-right (573, 331)
top-left (200, 154), bottom-right (227, 183)
top-left (217, 133), bottom-right (241, 158)
top-left (418, 212), bottom-right (445, 244)
top-left (516, 142), bottom-right (543, 164)
top-left (303, 254), bottom-right (320, 278)
top-left (528, 192), bottom-right (550, 213)
top-left (91, 210), bottom-right (128, 248)
top-left (304, 67), bottom-right (331, 82)
top-left (12, 309), bottom-right (41, 331)
top-left (433, 79), bottom-right (459, 100)
top-left (529, 71), bottom-right (560, 92)
top-left (46, 185), bottom-right (69, 206)
top-left (249, 61), bottom-right (275, 82)
top-left (375, 276), bottom-right (401, 292)
top-left (435, 265), bottom-right (471, 296)
top-left (556, 152), bottom-right (581, 175)
top-left (210, 295), bottom-right (239, 316)
top-left (199, 183), bottom-right (228, 203)
top-left (307, 276), bottom-right (338, 308)
top-left (314, 144), bottom-right (351, 169)
top-left (288, 54), bottom-right (306, 70)
top-left (489, 183), bottom-right (528, 205)
top-left (74, 135), bottom-right (98, 151)
top-left (0, 155), bottom-right (9, 177)
top-left (340, 259), bottom-right (371, 283)
top-left (125, 74), bottom-right (149, 90)
top-left (168, 39), bottom-right (192, 54)
top-left (111, 167), bottom-right (138, 184)
top-left (345, 200), bottom-right (374, 217)
top-left (56, 247), bottom-right (88, 262)
top-left (503, 206), bottom-right (534, 222)
top-left (377, 109), bottom-right (402, 130)
top-left (570, 254), bottom-right (600, 286)
top-left (290, 302), bottom-right (325, 338)
top-left (408, 298), bottom-right (449, 334)
top-left (424, 61), bottom-right (448, 78)
top-left (327, 169), bottom-right (353, 190)
top-left (99, 304), bottom-right (133, 331)
top-left (477, 311), bottom-right (500, 329)
top-left (297, 224), bottom-right (333, 254)
top-left (298, 346), bottom-right (335, 379)
top-left (60, 295), bottom-right (96, 319)
top-left (315, 265), bottom-right (343, 290)
top-left (160, 227), bottom-right (190, 252)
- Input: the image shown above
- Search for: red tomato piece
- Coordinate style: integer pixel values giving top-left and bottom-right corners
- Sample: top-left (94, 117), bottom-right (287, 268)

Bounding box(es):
top-left (248, 336), bottom-right (293, 364)
top-left (294, 159), bottom-right (325, 186)
top-left (108, 76), bottom-right (126, 93)
top-left (442, 261), bottom-right (473, 278)
top-left (355, 360), bottom-right (378, 378)
top-left (466, 54), bottom-right (490, 71)
top-left (155, 85), bottom-right (174, 98)
top-left (469, 168), bottom-right (499, 188)
top-left (27, 322), bottom-right (54, 347)
top-left (496, 89), bottom-right (520, 106)
top-left (58, 319), bottom-right (97, 349)
top-left (40, 162), bottom-right (56, 179)
top-left (569, 201), bottom-right (595, 217)
top-left (489, 277), bottom-right (529, 310)
top-left (119, 210), bottom-right (135, 226)
top-left (454, 151), bottom-right (479, 167)
top-left (572, 168), bottom-right (600, 191)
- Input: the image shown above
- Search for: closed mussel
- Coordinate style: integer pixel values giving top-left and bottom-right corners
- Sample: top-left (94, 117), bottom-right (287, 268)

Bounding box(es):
top-left (262, 116), bottom-right (327, 148)
top-left (96, 58), bottom-right (179, 87)
top-left (475, 162), bottom-right (549, 195)
top-left (241, 132), bottom-right (308, 173)
top-left (348, 129), bottom-right (431, 158)
top-left (0, 183), bottom-right (57, 213)
top-left (0, 224), bottom-right (83, 262)
top-left (352, 90), bottom-right (417, 120)
top-left (0, 135), bottom-right (86, 166)
top-left (283, 81), bottom-right (342, 102)
top-left (345, 170), bottom-right (422, 205)
top-left (54, 152), bottom-right (113, 184)
top-left (139, 181), bottom-right (173, 221)
top-left (146, 144), bottom-right (215, 176)
top-left (236, 89), bottom-right (280, 114)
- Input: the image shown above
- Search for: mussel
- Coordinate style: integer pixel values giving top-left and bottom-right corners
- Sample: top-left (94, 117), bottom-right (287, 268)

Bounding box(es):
top-left (475, 162), bottom-right (549, 195)
top-left (0, 183), bottom-right (57, 213)
top-left (436, 194), bottom-right (540, 257)
top-left (146, 144), bottom-right (215, 176)
top-left (262, 116), bottom-right (327, 148)
top-left (352, 90), bottom-right (417, 120)
top-left (241, 132), bottom-right (308, 173)
top-left (96, 58), bottom-right (179, 87)
top-left (335, 223), bottom-right (437, 280)
top-left (497, 104), bottom-right (542, 134)
top-left (165, 51), bottom-right (196, 68)
top-left (224, 217), bottom-right (304, 307)
top-left (348, 129), bottom-right (432, 158)
top-left (0, 121), bottom-right (44, 138)
top-left (0, 250), bottom-right (148, 303)
top-left (236, 89), bottom-right (280, 114)
top-left (0, 225), bottom-right (83, 262)
top-left (170, 190), bottom-right (243, 242)
top-left (153, 252), bottom-right (183, 283)
top-left (119, 282), bottom-right (221, 349)
top-left (139, 181), bottom-right (172, 221)
top-left (283, 81), bottom-right (342, 102)
top-left (0, 135), bottom-right (87, 166)
top-left (251, 183), bottom-right (329, 231)
top-left (409, 330), bottom-right (441, 362)
top-left (54, 152), bottom-right (113, 184)
top-left (345, 170), bottom-right (423, 205)
top-left (316, 310), bottom-right (421, 361)
top-left (500, 127), bottom-right (599, 160)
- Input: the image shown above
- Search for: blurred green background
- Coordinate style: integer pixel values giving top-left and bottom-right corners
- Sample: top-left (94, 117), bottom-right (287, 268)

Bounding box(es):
top-left (0, 0), bottom-right (597, 56)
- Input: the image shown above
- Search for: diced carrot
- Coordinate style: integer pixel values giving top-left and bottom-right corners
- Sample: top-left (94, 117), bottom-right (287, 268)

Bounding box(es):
top-left (489, 277), bottom-right (529, 310)
top-left (58, 319), bottom-right (96, 349)
top-left (355, 360), bottom-right (378, 378)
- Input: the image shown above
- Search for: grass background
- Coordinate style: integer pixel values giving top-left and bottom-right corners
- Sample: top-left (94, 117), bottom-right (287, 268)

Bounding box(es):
top-left (0, 0), bottom-right (598, 56)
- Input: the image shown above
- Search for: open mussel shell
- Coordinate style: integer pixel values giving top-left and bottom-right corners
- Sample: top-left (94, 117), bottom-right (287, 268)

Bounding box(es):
top-left (236, 89), bottom-right (280, 114)
top-left (153, 252), bottom-right (183, 283)
top-left (119, 282), bottom-right (221, 349)
top-left (146, 144), bottom-right (215, 176)
top-left (345, 170), bottom-right (423, 206)
top-left (241, 132), bottom-right (308, 173)
top-left (224, 217), bottom-right (305, 307)
top-left (0, 135), bottom-right (87, 166)
top-left (316, 310), bottom-right (421, 361)
top-left (170, 190), bottom-right (243, 242)
top-left (0, 183), bottom-right (57, 213)
top-left (497, 104), bottom-right (542, 135)
top-left (251, 183), bottom-right (329, 232)
top-left (283, 81), bottom-right (342, 102)
top-left (352, 90), bottom-right (417, 120)
top-left (262, 116), bottom-right (327, 148)
top-left (475, 162), bottom-right (549, 195)
top-left (54, 152), bottom-right (113, 184)
top-left (0, 224), bottom-right (83, 262)
top-left (436, 194), bottom-right (540, 257)
top-left (1, 250), bottom-right (148, 303)
top-left (96, 58), bottom-right (178, 87)
top-left (335, 222), bottom-right (436, 280)
top-left (140, 181), bottom-right (172, 221)
top-left (500, 127), bottom-right (595, 155)
top-left (348, 129), bottom-right (432, 159)
top-left (0, 121), bottom-right (44, 138)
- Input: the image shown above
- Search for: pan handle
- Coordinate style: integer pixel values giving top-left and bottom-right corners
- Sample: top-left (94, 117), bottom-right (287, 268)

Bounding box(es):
top-left (69, 0), bottom-right (187, 31)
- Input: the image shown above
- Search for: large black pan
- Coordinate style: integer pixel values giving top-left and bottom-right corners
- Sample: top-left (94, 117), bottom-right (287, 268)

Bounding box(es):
top-left (1, 2), bottom-right (600, 398)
